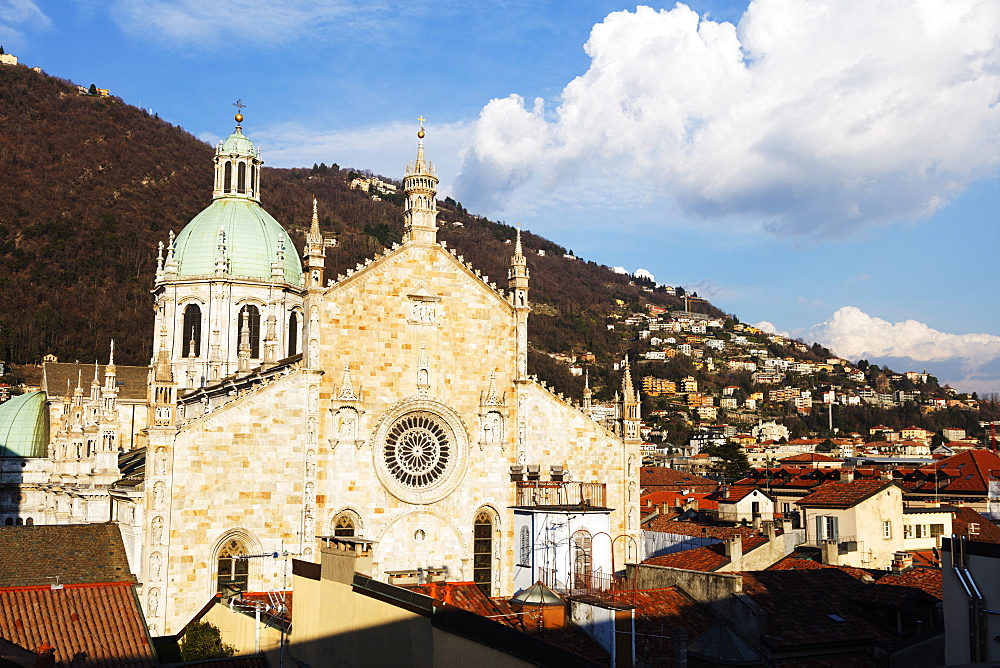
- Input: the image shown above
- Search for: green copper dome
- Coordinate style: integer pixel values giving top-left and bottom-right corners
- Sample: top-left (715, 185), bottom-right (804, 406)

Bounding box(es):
top-left (173, 199), bottom-right (303, 286)
top-left (221, 127), bottom-right (254, 154)
top-left (0, 391), bottom-right (49, 458)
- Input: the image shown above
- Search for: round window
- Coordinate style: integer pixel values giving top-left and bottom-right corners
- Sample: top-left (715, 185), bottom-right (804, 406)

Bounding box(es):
top-left (384, 412), bottom-right (451, 488)
top-left (374, 400), bottom-right (469, 504)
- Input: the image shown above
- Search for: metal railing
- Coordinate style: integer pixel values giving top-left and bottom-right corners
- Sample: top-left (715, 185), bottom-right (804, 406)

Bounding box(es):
top-left (538, 566), bottom-right (636, 606)
top-left (515, 481), bottom-right (606, 508)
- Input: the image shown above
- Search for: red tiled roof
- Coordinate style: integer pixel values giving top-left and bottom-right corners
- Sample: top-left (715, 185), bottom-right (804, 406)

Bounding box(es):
top-left (781, 452), bottom-right (843, 462)
top-left (643, 535), bottom-right (770, 572)
top-left (631, 587), bottom-right (715, 643)
top-left (796, 480), bottom-right (894, 509)
top-left (765, 555), bottom-right (874, 582)
top-left (712, 486), bottom-right (766, 503)
top-left (238, 591), bottom-right (292, 624)
top-left (639, 467), bottom-right (719, 493)
top-left (949, 507), bottom-right (1000, 543)
top-left (406, 582), bottom-right (509, 619)
top-left (739, 570), bottom-right (894, 650)
top-left (641, 517), bottom-right (762, 540)
top-left (875, 568), bottom-right (942, 600)
top-left (0, 581), bottom-right (154, 667)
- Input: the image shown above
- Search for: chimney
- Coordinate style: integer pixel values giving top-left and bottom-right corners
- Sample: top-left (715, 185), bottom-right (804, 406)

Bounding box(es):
top-left (721, 485), bottom-right (730, 500)
top-left (724, 535), bottom-right (743, 570)
top-left (820, 538), bottom-right (840, 566)
top-left (661, 502), bottom-right (669, 515)
top-left (779, 518), bottom-right (793, 534)
top-left (841, 469), bottom-right (855, 483)
top-left (35, 643), bottom-right (55, 668)
top-left (762, 520), bottom-right (776, 542)
top-left (880, 470), bottom-right (893, 481)
top-left (890, 551), bottom-right (913, 574)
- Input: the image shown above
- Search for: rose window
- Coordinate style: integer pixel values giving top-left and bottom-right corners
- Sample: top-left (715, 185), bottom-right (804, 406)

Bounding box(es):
top-left (383, 413), bottom-right (451, 488)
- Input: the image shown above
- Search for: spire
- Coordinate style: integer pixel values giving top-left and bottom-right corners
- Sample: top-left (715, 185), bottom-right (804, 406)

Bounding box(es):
top-left (619, 356), bottom-right (641, 443)
top-left (338, 366), bottom-right (358, 401)
top-left (215, 226), bottom-right (228, 276)
top-left (155, 241), bottom-right (164, 283)
top-left (237, 309), bottom-right (251, 373)
top-left (509, 225), bottom-right (530, 380)
top-left (163, 230), bottom-right (178, 279)
top-left (402, 118), bottom-right (439, 244)
top-left (582, 369), bottom-right (593, 411)
top-left (304, 196), bottom-right (326, 288)
top-left (155, 323), bottom-right (173, 383)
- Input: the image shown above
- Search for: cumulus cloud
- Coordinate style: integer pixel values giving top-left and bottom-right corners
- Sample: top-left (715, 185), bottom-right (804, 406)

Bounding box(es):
top-left (634, 268), bottom-right (655, 282)
top-left (104, 0), bottom-right (398, 48)
top-left (752, 321), bottom-right (789, 338)
top-left (611, 266), bottom-right (629, 275)
top-left (0, 0), bottom-right (50, 45)
top-left (810, 306), bottom-right (1000, 391)
top-left (456, 1), bottom-right (1000, 237)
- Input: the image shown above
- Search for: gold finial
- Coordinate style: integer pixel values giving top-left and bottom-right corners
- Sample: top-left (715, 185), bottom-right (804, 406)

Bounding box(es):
top-left (417, 115), bottom-right (426, 138)
top-left (233, 99), bottom-right (247, 124)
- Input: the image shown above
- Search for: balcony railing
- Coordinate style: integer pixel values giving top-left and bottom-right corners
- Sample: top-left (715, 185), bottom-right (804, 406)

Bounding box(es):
top-left (515, 481), bottom-right (607, 508)
top-left (538, 566), bottom-right (636, 606)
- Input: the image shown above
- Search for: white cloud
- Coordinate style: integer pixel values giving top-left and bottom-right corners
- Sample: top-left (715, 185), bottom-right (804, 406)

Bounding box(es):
top-left (752, 320), bottom-right (789, 338)
top-left (104, 0), bottom-right (394, 48)
top-left (456, 1), bottom-right (1000, 237)
top-left (0, 0), bottom-right (50, 46)
top-left (611, 266), bottom-right (629, 275)
top-left (634, 268), bottom-right (655, 282)
top-left (809, 306), bottom-right (1000, 391)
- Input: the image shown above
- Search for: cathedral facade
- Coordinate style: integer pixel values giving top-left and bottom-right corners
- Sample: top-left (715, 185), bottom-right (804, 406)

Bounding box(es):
top-left (0, 115), bottom-right (641, 635)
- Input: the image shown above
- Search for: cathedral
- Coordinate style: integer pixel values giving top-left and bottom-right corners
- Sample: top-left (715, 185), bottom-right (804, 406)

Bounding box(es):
top-left (0, 114), bottom-right (641, 635)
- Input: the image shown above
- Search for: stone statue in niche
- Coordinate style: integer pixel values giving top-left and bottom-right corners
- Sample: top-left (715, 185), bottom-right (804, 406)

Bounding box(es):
top-left (307, 417), bottom-right (317, 444)
top-left (153, 482), bottom-right (165, 509)
top-left (308, 385), bottom-right (319, 413)
top-left (337, 408), bottom-right (357, 440)
top-left (306, 449), bottom-right (316, 477)
top-left (151, 516), bottom-right (163, 545)
top-left (148, 588), bottom-right (160, 617)
top-left (154, 448), bottom-right (167, 476)
top-left (149, 552), bottom-right (162, 580)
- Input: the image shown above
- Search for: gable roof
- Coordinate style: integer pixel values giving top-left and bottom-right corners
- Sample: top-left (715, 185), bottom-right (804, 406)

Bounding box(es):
top-left (780, 452), bottom-right (843, 463)
top-left (639, 467), bottom-right (719, 491)
top-left (796, 480), bottom-right (895, 509)
top-left (0, 581), bottom-right (154, 667)
top-left (950, 506), bottom-right (1000, 543)
top-left (0, 524), bottom-right (134, 587)
top-left (642, 535), bottom-right (770, 572)
top-left (642, 517), bottom-right (762, 541)
top-left (874, 568), bottom-right (943, 600)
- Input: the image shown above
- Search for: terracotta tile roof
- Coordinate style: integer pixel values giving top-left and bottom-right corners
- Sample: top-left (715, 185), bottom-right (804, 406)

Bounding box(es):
top-left (766, 555), bottom-right (875, 582)
top-left (795, 480), bottom-right (894, 509)
top-left (950, 506), bottom-right (1000, 543)
top-left (873, 568), bottom-right (943, 600)
top-left (632, 587), bottom-right (716, 653)
top-left (639, 467), bottom-right (719, 493)
top-left (641, 517), bottom-right (762, 540)
top-left (0, 581), bottom-right (154, 667)
top-left (738, 569), bottom-right (894, 650)
top-left (406, 582), bottom-right (509, 619)
top-left (780, 452), bottom-right (843, 463)
top-left (642, 535), bottom-right (770, 572)
top-left (712, 485), bottom-right (765, 503)
top-left (238, 591), bottom-right (292, 624)
top-left (0, 524), bottom-right (134, 587)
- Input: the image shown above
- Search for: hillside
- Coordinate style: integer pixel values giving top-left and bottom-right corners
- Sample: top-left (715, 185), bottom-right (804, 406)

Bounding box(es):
top-left (0, 64), bottom-right (713, 399)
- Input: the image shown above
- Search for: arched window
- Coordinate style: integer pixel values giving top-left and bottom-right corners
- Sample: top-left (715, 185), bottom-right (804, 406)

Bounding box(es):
top-left (224, 161), bottom-right (232, 193)
top-left (573, 532), bottom-right (592, 589)
top-left (15, 518), bottom-right (23, 526)
top-left (216, 537), bottom-right (249, 595)
top-left (182, 304), bottom-right (201, 357)
top-left (237, 163), bottom-right (247, 194)
top-left (25, 517), bottom-right (33, 526)
top-left (288, 312), bottom-right (298, 357)
top-left (238, 305), bottom-right (261, 358)
top-left (334, 515), bottom-right (355, 537)
top-left (3, 518), bottom-right (11, 525)
top-left (519, 525), bottom-right (531, 567)
top-left (251, 166), bottom-right (257, 195)
top-left (473, 511), bottom-right (493, 596)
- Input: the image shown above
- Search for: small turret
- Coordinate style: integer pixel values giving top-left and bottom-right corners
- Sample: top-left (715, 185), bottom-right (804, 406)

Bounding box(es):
top-left (509, 227), bottom-right (531, 380)
top-left (402, 119), bottom-right (439, 245)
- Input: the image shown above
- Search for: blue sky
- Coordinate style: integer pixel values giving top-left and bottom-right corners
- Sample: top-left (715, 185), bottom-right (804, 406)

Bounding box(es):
top-left (3, 0), bottom-right (999, 392)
